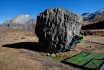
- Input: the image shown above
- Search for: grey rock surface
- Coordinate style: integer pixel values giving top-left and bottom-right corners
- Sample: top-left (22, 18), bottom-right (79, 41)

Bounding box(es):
top-left (35, 7), bottom-right (83, 53)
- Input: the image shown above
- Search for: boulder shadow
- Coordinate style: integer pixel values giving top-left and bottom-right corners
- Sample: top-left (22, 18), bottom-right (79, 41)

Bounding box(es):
top-left (2, 42), bottom-right (41, 52)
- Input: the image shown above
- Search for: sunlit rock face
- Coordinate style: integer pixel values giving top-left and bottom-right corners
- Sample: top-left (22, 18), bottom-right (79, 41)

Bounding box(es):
top-left (2, 15), bottom-right (36, 31)
top-left (35, 7), bottom-right (83, 53)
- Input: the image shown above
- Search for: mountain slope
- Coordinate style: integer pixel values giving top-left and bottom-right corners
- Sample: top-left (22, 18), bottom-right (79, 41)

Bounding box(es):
top-left (1, 15), bottom-right (36, 31)
top-left (82, 8), bottom-right (104, 30)
top-left (10, 15), bottom-right (35, 24)
top-left (82, 8), bottom-right (104, 20)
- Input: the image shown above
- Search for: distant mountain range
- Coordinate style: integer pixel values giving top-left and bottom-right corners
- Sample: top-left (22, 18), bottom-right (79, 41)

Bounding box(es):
top-left (82, 8), bottom-right (104, 20)
top-left (5, 15), bottom-right (35, 24)
top-left (1, 15), bottom-right (36, 31)
top-left (82, 8), bottom-right (104, 30)
top-left (0, 8), bottom-right (104, 32)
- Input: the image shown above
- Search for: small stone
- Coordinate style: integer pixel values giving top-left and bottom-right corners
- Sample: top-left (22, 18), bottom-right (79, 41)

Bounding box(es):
top-left (46, 53), bottom-right (51, 56)
top-left (59, 52), bottom-right (64, 55)
top-left (51, 53), bottom-right (56, 57)
top-left (59, 52), bottom-right (63, 55)
top-left (21, 37), bottom-right (25, 39)
top-left (56, 53), bottom-right (60, 56)
top-left (43, 53), bottom-right (47, 56)
top-left (90, 46), bottom-right (92, 48)
top-left (64, 52), bottom-right (67, 53)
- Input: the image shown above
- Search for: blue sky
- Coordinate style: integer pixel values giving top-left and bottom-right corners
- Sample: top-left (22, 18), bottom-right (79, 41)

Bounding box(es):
top-left (0, 0), bottom-right (104, 23)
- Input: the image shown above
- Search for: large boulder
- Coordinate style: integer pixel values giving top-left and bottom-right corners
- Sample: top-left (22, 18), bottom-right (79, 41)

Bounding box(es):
top-left (35, 7), bottom-right (83, 53)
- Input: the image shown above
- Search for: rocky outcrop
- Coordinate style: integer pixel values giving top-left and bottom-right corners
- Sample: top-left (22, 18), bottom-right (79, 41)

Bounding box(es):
top-left (35, 8), bottom-right (83, 53)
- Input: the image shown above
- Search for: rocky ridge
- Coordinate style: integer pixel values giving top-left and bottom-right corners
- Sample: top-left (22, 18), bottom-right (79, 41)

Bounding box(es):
top-left (1, 15), bottom-right (36, 31)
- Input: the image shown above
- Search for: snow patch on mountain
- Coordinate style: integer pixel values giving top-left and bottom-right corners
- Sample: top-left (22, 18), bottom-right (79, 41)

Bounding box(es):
top-left (11, 14), bottom-right (35, 24)
top-left (1, 15), bottom-right (36, 31)
top-left (82, 8), bottom-right (104, 20)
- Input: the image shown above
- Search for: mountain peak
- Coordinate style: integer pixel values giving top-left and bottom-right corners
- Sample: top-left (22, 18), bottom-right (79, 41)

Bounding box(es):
top-left (95, 8), bottom-right (104, 15)
top-left (82, 13), bottom-right (90, 16)
top-left (2, 14), bottom-right (36, 31)
top-left (11, 14), bottom-right (35, 24)
top-left (19, 14), bottom-right (30, 17)
top-left (82, 8), bottom-right (104, 20)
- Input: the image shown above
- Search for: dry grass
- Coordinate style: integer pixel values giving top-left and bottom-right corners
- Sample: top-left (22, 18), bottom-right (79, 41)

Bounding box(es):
top-left (0, 29), bottom-right (104, 70)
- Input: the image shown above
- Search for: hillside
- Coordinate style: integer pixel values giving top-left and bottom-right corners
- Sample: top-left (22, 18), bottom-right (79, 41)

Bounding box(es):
top-left (1, 15), bottom-right (36, 32)
top-left (82, 8), bottom-right (104, 20)
top-left (82, 8), bottom-right (104, 31)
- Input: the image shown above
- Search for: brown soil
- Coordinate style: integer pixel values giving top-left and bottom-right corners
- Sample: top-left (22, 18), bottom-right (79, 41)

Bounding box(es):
top-left (0, 29), bottom-right (104, 70)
